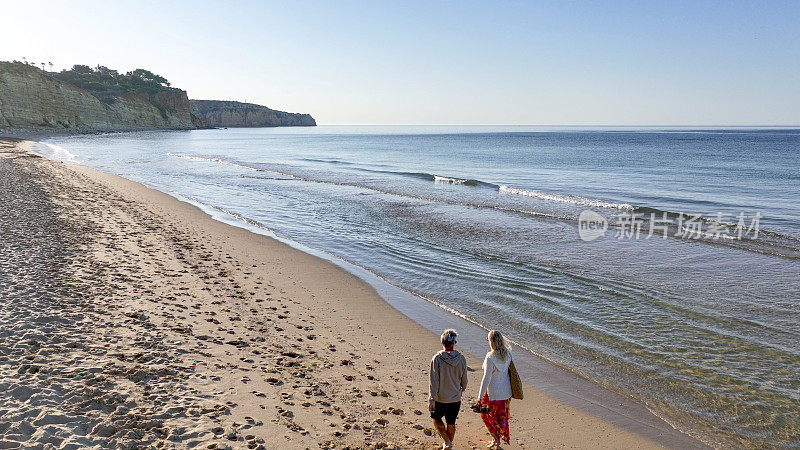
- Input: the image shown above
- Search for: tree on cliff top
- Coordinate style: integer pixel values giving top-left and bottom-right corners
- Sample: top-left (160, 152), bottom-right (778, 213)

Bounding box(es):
top-left (127, 69), bottom-right (170, 87)
top-left (53, 65), bottom-right (176, 104)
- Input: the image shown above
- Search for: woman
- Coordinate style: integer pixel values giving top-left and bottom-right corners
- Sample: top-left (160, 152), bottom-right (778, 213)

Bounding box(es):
top-left (476, 330), bottom-right (512, 448)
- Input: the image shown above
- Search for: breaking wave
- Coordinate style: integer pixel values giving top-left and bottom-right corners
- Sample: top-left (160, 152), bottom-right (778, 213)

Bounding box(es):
top-left (432, 175), bottom-right (481, 186)
top-left (166, 153), bottom-right (260, 171)
top-left (35, 142), bottom-right (80, 162)
top-left (499, 185), bottom-right (634, 210)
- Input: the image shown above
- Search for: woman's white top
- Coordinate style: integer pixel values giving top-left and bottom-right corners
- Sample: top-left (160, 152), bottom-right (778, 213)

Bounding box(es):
top-left (478, 351), bottom-right (512, 401)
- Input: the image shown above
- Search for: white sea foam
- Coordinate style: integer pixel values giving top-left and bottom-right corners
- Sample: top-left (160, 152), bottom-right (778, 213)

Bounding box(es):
top-left (167, 152), bottom-right (260, 171)
top-left (38, 142), bottom-right (79, 162)
top-left (499, 185), bottom-right (633, 210)
top-left (433, 175), bottom-right (468, 184)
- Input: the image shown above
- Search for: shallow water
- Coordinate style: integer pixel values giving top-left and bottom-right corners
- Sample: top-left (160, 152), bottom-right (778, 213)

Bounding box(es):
top-left (40, 126), bottom-right (800, 447)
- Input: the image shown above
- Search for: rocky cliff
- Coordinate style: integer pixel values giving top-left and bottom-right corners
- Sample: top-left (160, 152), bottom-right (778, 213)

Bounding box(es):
top-left (190, 100), bottom-right (316, 128)
top-left (0, 62), bottom-right (194, 134)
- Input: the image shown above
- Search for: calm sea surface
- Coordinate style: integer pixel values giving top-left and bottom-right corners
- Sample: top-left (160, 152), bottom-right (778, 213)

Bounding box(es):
top-left (39, 126), bottom-right (800, 448)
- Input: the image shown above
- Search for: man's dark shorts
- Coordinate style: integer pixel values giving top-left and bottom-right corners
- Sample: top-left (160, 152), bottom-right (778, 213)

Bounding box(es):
top-left (431, 401), bottom-right (461, 425)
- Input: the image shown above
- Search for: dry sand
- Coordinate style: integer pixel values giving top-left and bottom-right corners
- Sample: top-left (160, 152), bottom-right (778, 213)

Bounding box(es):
top-left (0, 138), bottom-right (680, 449)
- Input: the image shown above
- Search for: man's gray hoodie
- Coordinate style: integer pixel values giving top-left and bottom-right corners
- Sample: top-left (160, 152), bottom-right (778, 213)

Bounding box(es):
top-left (429, 349), bottom-right (468, 405)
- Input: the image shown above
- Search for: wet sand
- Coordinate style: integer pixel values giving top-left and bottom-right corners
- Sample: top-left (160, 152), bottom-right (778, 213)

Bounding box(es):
top-left (0, 138), bottom-right (700, 448)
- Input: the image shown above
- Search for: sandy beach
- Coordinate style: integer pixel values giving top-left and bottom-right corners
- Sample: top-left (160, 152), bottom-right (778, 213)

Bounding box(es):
top-left (0, 137), bottom-right (693, 449)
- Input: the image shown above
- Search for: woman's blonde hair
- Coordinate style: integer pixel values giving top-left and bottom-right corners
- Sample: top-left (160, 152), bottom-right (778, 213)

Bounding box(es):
top-left (488, 330), bottom-right (510, 362)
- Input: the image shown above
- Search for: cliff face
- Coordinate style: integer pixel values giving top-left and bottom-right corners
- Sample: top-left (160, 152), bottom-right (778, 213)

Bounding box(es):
top-left (190, 100), bottom-right (316, 128)
top-left (0, 62), bottom-right (194, 133)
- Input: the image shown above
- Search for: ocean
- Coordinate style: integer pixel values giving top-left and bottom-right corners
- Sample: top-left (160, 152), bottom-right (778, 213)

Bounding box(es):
top-left (38, 126), bottom-right (800, 448)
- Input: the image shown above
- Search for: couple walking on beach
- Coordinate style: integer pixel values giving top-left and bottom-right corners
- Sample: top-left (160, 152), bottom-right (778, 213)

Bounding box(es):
top-left (429, 329), bottom-right (522, 449)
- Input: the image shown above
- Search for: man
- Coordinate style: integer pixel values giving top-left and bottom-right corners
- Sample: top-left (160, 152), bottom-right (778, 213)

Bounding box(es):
top-left (429, 329), bottom-right (468, 449)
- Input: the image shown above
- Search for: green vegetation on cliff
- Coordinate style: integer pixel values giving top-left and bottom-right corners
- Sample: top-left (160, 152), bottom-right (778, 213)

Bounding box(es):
top-left (52, 65), bottom-right (177, 105)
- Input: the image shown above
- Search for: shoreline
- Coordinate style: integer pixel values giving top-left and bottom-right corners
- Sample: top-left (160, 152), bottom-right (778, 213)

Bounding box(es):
top-left (180, 194), bottom-right (706, 448)
top-left (2, 137), bottom-right (706, 448)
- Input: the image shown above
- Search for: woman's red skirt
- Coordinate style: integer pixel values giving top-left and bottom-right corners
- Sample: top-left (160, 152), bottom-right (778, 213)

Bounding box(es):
top-left (481, 394), bottom-right (510, 444)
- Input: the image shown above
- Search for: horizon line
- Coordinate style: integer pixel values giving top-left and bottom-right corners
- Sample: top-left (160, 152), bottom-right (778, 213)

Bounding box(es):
top-left (313, 124), bottom-right (800, 128)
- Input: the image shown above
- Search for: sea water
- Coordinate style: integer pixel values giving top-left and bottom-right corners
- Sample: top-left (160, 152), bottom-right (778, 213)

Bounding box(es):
top-left (39, 126), bottom-right (800, 447)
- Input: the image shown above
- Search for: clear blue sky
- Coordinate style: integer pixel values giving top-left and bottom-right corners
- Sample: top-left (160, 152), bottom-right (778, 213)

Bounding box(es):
top-left (3, 1), bottom-right (799, 125)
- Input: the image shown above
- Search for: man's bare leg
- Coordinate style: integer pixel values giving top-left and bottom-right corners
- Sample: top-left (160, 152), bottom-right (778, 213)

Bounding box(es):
top-left (446, 424), bottom-right (456, 443)
top-left (432, 418), bottom-right (451, 447)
